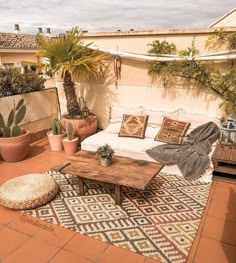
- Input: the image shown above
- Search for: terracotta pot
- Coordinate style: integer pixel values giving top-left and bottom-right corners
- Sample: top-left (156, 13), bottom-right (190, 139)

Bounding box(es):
top-left (61, 115), bottom-right (97, 142)
top-left (47, 131), bottom-right (65, 151)
top-left (0, 129), bottom-right (31, 162)
top-left (62, 138), bottom-right (79, 155)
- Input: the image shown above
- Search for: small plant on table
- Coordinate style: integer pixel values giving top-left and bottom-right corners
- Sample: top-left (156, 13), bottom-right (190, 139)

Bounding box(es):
top-left (96, 144), bottom-right (115, 167)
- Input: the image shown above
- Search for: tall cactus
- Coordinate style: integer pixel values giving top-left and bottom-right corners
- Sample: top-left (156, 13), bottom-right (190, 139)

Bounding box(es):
top-left (52, 118), bottom-right (63, 135)
top-left (0, 99), bottom-right (26, 137)
top-left (66, 122), bottom-right (74, 141)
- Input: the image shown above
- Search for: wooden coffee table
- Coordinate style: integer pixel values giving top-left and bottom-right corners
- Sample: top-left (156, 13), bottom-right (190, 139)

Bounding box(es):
top-left (52, 151), bottom-right (164, 205)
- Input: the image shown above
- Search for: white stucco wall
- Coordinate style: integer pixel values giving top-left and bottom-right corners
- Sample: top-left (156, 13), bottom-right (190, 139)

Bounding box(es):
top-left (57, 28), bottom-right (231, 128)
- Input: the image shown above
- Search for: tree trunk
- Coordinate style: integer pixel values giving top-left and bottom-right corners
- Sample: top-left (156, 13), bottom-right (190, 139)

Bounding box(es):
top-left (63, 70), bottom-right (80, 116)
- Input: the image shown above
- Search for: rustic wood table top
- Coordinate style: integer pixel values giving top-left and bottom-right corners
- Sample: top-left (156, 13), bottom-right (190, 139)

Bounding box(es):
top-left (52, 150), bottom-right (164, 190)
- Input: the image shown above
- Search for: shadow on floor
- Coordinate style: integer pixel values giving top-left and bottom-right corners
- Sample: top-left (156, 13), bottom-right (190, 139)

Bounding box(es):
top-left (26, 145), bottom-right (46, 159)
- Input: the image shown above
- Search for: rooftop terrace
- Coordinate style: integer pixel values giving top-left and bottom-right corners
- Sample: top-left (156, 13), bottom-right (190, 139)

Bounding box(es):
top-left (0, 138), bottom-right (235, 262)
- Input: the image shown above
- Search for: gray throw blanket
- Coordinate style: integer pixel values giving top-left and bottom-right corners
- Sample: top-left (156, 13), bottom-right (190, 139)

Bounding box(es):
top-left (146, 122), bottom-right (220, 180)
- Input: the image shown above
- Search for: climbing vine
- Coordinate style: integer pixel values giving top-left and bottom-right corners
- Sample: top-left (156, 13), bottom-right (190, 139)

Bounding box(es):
top-left (148, 30), bottom-right (236, 117)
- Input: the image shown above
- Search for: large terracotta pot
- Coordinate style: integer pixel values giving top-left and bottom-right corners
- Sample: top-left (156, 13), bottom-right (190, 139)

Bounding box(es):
top-left (61, 115), bottom-right (97, 142)
top-left (47, 131), bottom-right (65, 151)
top-left (62, 138), bottom-right (79, 155)
top-left (0, 129), bottom-right (31, 162)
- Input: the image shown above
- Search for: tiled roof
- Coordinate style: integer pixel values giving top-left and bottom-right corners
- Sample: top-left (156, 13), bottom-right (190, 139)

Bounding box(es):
top-left (0, 33), bottom-right (38, 49)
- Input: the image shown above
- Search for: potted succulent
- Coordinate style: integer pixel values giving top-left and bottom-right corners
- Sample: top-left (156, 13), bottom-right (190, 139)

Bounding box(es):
top-left (47, 118), bottom-right (65, 151)
top-left (0, 99), bottom-right (31, 162)
top-left (62, 122), bottom-right (79, 155)
top-left (96, 144), bottom-right (115, 167)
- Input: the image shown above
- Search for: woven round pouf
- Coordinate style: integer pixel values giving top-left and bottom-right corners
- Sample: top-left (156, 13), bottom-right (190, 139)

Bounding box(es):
top-left (0, 174), bottom-right (58, 210)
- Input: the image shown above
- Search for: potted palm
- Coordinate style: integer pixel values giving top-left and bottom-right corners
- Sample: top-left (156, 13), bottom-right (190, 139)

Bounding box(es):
top-left (96, 144), bottom-right (115, 167)
top-left (0, 99), bottom-right (31, 162)
top-left (35, 28), bottom-right (108, 140)
top-left (47, 118), bottom-right (65, 151)
top-left (62, 122), bottom-right (79, 155)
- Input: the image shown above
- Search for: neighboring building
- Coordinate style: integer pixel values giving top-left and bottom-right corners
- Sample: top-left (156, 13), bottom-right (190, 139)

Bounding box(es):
top-left (0, 25), bottom-right (53, 70)
top-left (0, 32), bottom-right (39, 69)
top-left (209, 8), bottom-right (236, 28)
top-left (0, 26), bottom-right (55, 87)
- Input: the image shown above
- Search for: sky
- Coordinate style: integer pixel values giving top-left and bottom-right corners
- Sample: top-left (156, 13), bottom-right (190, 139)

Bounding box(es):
top-left (0, 0), bottom-right (235, 34)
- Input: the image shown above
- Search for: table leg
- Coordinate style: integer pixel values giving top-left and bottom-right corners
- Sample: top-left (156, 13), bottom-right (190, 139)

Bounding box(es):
top-left (115, 185), bottom-right (122, 205)
top-left (78, 178), bottom-right (85, 195)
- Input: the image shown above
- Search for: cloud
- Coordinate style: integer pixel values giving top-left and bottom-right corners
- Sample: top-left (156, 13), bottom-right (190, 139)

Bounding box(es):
top-left (0, 0), bottom-right (235, 34)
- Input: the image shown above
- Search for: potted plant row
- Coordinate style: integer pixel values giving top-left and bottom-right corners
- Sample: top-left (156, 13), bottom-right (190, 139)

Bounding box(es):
top-left (0, 99), bottom-right (31, 162)
top-left (47, 118), bottom-right (79, 155)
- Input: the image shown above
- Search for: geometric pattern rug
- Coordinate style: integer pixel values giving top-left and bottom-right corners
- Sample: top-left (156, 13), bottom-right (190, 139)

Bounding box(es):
top-left (23, 170), bottom-right (212, 263)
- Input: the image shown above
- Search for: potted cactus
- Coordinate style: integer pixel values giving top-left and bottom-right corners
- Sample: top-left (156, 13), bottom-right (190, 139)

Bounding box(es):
top-left (62, 122), bottom-right (79, 155)
top-left (47, 118), bottom-right (65, 151)
top-left (0, 99), bottom-right (31, 162)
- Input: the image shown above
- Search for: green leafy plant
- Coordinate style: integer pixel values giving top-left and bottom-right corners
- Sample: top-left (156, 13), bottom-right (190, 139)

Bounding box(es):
top-left (147, 39), bottom-right (236, 117)
top-left (206, 28), bottom-right (229, 42)
top-left (0, 68), bottom-right (45, 97)
top-left (147, 40), bottom-right (176, 55)
top-left (0, 99), bottom-right (26, 137)
top-left (52, 118), bottom-right (63, 135)
top-left (206, 28), bottom-right (236, 50)
top-left (227, 32), bottom-right (236, 50)
top-left (96, 144), bottom-right (115, 159)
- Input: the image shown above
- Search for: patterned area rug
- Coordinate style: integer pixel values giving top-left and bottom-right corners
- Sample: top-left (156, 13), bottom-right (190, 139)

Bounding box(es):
top-left (24, 171), bottom-right (212, 263)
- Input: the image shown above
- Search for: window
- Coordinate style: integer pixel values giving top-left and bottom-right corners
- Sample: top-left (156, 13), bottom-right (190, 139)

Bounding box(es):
top-left (3, 63), bottom-right (14, 67)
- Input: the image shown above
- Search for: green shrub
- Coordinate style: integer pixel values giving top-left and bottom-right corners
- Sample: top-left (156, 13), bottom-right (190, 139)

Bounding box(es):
top-left (0, 68), bottom-right (46, 97)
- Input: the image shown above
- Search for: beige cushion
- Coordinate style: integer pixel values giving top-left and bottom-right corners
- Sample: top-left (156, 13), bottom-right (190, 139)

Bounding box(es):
top-left (0, 174), bottom-right (58, 210)
top-left (155, 117), bottom-right (191, 144)
top-left (178, 109), bottom-right (220, 131)
top-left (119, 114), bottom-right (149, 139)
top-left (110, 105), bottom-right (143, 123)
top-left (143, 108), bottom-right (180, 127)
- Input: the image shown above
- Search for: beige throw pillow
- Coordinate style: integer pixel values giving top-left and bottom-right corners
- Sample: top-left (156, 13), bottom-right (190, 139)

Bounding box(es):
top-left (119, 114), bottom-right (148, 139)
top-left (155, 117), bottom-right (190, 144)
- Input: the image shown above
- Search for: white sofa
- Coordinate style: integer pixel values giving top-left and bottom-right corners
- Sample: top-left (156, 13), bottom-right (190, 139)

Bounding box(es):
top-left (81, 105), bottom-right (220, 182)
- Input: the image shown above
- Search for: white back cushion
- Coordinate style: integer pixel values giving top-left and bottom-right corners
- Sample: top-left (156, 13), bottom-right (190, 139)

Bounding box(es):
top-left (143, 108), bottom-right (180, 127)
top-left (110, 105), bottom-right (143, 123)
top-left (178, 108), bottom-right (221, 130)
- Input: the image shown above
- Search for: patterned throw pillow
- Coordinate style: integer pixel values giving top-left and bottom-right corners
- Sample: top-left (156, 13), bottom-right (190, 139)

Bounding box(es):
top-left (119, 114), bottom-right (149, 139)
top-left (155, 117), bottom-right (191, 144)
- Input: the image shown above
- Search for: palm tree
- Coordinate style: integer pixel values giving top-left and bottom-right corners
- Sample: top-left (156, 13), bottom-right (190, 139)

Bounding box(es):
top-left (35, 27), bottom-right (108, 116)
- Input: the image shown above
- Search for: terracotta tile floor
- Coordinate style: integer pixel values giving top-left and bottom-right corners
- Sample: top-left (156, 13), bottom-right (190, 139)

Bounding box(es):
top-left (0, 138), bottom-right (236, 263)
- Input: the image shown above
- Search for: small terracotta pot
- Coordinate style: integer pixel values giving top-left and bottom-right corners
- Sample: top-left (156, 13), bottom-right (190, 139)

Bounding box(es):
top-left (0, 129), bottom-right (31, 162)
top-left (47, 131), bottom-right (65, 151)
top-left (62, 138), bottom-right (79, 155)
